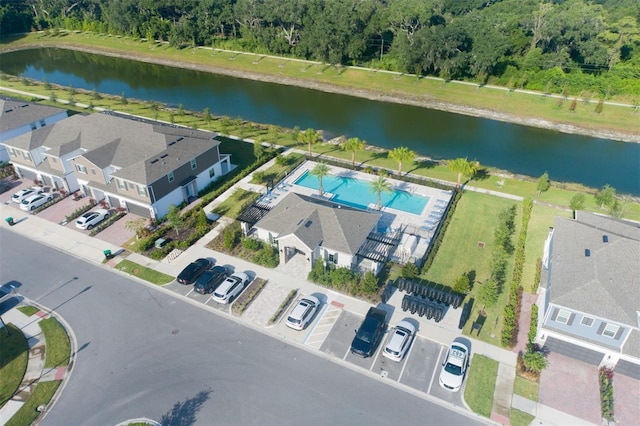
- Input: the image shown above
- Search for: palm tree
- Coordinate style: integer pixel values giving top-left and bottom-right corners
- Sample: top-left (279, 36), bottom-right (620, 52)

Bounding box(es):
top-left (341, 137), bottom-right (366, 167)
top-left (310, 162), bottom-right (330, 196)
top-left (370, 175), bottom-right (393, 209)
top-left (448, 157), bottom-right (480, 188)
top-left (298, 128), bottom-right (322, 156)
top-left (388, 147), bottom-right (416, 175)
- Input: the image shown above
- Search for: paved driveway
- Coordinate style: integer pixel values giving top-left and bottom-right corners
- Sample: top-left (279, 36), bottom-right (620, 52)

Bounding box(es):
top-left (539, 352), bottom-right (601, 424)
top-left (613, 372), bottom-right (640, 425)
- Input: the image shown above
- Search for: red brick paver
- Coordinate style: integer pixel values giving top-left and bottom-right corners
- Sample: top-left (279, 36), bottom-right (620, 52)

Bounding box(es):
top-left (540, 352), bottom-right (601, 424)
top-left (613, 373), bottom-right (640, 425)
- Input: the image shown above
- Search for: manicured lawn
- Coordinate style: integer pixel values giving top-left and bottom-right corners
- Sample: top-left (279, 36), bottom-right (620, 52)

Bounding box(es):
top-left (464, 354), bottom-right (499, 417)
top-left (17, 305), bottom-right (39, 316)
top-left (39, 318), bottom-right (71, 369)
top-left (4, 381), bottom-right (61, 426)
top-left (211, 188), bottom-right (260, 219)
top-left (115, 259), bottom-right (174, 285)
top-left (513, 375), bottom-right (540, 401)
top-left (510, 408), bottom-right (535, 426)
top-left (0, 324), bottom-right (28, 407)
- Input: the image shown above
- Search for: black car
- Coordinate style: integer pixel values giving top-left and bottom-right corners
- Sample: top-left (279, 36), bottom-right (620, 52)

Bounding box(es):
top-left (193, 266), bottom-right (228, 294)
top-left (176, 258), bottom-right (213, 285)
top-left (350, 307), bottom-right (387, 358)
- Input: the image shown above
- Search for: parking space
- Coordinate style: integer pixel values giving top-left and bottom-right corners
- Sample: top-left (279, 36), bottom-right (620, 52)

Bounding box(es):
top-left (398, 337), bottom-right (443, 394)
top-left (320, 310), bottom-right (360, 359)
top-left (304, 302), bottom-right (342, 350)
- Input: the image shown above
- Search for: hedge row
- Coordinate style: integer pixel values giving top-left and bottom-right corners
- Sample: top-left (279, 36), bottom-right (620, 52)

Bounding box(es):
top-left (501, 198), bottom-right (533, 347)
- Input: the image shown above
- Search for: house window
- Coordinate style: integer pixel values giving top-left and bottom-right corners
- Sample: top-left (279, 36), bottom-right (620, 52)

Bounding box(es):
top-left (556, 309), bottom-right (571, 324)
top-left (602, 323), bottom-right (619, 338)
top-left (91, 169), bottom-right (96, 175)
top-left (30, 122), bottom-right (37, 130)
top-left (76, 164), bottom-right (88, 174)
top-left (190, 158), bottom-right (197, 170)
top-left (117, 179), bottom-right (127, 190)
top-left (209, 168), bottom-right (216, 178)
top-left (138, 185), bottom-right (146, 196)
top-left (39, 119), bottom-right (46, 126)
top-left (581, 317), bottom-right (594, 327)
top-left (168, 172), bottom-right (174, 183)
top-left (328, 253), bottom-right (337, 264)
top-left (22, 151), bottom-right (31, 161)
top-left (8, 148), bottom-right (16, 157)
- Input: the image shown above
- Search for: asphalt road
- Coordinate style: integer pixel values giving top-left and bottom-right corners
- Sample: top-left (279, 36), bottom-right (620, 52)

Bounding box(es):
top-left (0, 229), bottom-right (484, 425)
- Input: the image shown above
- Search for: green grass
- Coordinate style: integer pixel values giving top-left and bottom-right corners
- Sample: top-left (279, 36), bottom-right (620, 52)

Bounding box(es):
top-left (464, 354), bottom-right (499, 417)
top-left (510, 408), bottom-right (535, 426)
top-left (17, 305), bottom-right (39, 316)
top-left (4, 381), bottom-right (61, 426)
top-left (513, 375), bottom-right (539, 401)
top-left (39, 318), bottom-right (71, 369)
top-left (211, 188), bottom-right (260, 219)
top-left (114, 259), bottom-right (175, 285)
top-left (0, 324), bottom-right (28, 407)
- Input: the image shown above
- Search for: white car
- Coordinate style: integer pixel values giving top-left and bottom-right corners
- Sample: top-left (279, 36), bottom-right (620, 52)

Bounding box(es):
top-left (12, 186), bottom-right (44, 203)
top-left (20, 193), bottom-right (53, 211)
top-left (211, 272), bottom-right (250, 304)
top-left (382, 320), bottom-right (416, 362)
top-left (286, 295), bottom-right (320, 330)
top-left (439, 341), bottom-right (470, 392)
top-left (75, 209), bottom-right (110, 230)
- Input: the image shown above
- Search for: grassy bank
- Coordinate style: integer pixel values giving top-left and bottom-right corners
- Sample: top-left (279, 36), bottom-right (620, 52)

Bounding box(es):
top-left (1, 31), bottom-right (638, 141)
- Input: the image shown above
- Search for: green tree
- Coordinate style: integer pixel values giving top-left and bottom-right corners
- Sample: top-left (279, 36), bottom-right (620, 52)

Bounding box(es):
top-left (448, 157), bottom-right (480, 188)
top-left (91, 88), bottom-right (102, 100)
top-left (537, 172), bottom-right (550, 195)
top-left (569, 193), bottom-right (585, 212)
top-left (595, 98), bottom-right (604, 113)
top-left (370, 174), bottom-right (393, 209)
top-left (453, 274), bottom-right (471, 294)
top-left (523, 350), bottom-right (548, 373)
top-left (361, 271), bottom-right (379, 294)
top-left (341, 137), bottom-right (366, 167)
top-left (124, 217), bottom-right (148, 240)
top-left (150, 102), bottom-right (160, 120)
top-left (203, 107), bottom-right (212, 128)
top-left (166, 204), bottom-right (184, 237)
top-left (178, 104), bottom-right (185, 117)
top-left (298, 128), bottom-right (321, 156)
top-left (401, 262), bottom-right (420, 279)
top-left (254, 142), bottom-right (265, 161)
top-left (388, 146), bottom-right (415, 175)
top-left (594, 184), bottom-right (616, 208)
top-left (120, 92), bottom-right (128, 105)
top-left (310, 162), bottom-right (330, 196)
top-left (478, 279), bottom-right (498, 308)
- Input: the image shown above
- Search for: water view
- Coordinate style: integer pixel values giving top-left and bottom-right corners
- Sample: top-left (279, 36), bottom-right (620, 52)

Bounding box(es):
top-left (1, 48), bottom-right (638, 195)
top-left (294, 170), bottom-right (429, 214)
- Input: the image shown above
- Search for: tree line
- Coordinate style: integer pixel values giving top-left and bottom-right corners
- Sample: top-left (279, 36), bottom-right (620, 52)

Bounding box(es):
top-left (2, 0), bottom-right (639, 98)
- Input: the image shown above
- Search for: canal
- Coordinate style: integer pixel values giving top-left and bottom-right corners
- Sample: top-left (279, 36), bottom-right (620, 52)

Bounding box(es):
top-left (1, 47), bottom-right (638, 195)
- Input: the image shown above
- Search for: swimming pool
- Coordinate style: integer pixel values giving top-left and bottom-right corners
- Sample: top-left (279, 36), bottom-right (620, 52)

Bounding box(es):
top-left (294, 170), bottom-right (429, 215)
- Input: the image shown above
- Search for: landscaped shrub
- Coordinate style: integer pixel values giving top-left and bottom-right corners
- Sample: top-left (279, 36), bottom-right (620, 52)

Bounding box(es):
top-left (361, 271), bottom-right (380, 294)
top-left (401, 262), bottom-right (419, 279)
top-left (528, 304), bottom-right (539, 347)
top-left (223, 223), bottom-right (241, 250)
top-left (269, 289), bottom-right (297, 325)
top-left (88, 211), bottom-right (126, 236)
top-left (241, 236), bottom-right (261, 251)
top-left (599, 367), bottom-right (615, 422)
top-left (252, 244), bottom-right (279, 267)
top-left (65, 201), bottom-right (96, 222)
top-left (232, 278), bottom-right (268, 316)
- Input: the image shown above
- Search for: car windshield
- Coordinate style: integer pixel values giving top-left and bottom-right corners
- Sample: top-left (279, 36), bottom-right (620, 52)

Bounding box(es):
top-left (357, 331), bottom-right (373, 343)
top-left (287, 317), bottom-right (301, 324)
top-left (444, 362), bottom-right (462, 376)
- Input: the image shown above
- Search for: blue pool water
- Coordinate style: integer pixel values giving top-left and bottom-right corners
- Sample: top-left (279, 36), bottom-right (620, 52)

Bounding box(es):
top-left (294, 170), bottom-right (429, 215)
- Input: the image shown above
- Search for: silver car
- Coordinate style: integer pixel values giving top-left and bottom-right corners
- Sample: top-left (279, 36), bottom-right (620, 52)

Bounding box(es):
top-left (211, 272), bottom-right (249, 304)
top-left (286, 295), bottom-right (320, 330)
top-left (12, 186), bottom-right (43, 203)
top-left (75, 209), bottom-right (110, 230)
top-left (382, 320), bottom-right (416, 362)
top-left (20, 193), bottom-right (52, 211)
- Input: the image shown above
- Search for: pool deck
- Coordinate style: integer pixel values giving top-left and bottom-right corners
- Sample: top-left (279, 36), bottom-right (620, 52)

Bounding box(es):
top-left (257, 161), bottom-right (454, 264)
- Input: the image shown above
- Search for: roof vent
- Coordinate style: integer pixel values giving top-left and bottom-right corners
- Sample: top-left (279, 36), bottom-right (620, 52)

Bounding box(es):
top-left (305, 220), bottom-right (312, 228)
top-left (150, 159), bottom-right (159, 164)
top-left (160, 154), bottom-right (168, 159)
top-left (585, 249), bottom-right (591, 257)
top-left (602, 235), bottom-right (608, 243)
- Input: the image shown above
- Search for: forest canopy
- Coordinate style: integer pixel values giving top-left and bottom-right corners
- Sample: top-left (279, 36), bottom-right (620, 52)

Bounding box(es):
top-left (2, 0), bottom-right (639, 97)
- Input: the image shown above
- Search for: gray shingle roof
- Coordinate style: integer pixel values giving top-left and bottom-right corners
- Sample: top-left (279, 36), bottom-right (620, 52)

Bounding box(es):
top-left (0, 98), bottom-right (66, 133)
top-left (255, 193), bottom-right (381, 255)
top-left (549, 211), bottom-right (640, 326)
top-left (11, 113), bottom-right (220, 185)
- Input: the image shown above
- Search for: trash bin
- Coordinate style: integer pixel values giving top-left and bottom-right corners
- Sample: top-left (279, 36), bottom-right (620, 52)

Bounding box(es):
top-left (5, 217), bottom-right (14, 226)
top-left (103, 249), bottom-right (112, 259)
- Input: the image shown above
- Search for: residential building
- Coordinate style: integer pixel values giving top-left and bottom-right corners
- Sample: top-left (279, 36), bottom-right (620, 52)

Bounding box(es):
top-left (244, 192), bottom-right (395, 275)
top-left (0, 97), bottom-right (68, 162)
top-left (1, 112), bottom-right (232, 218)
top-left (537, 211), bottom-right (640, 378)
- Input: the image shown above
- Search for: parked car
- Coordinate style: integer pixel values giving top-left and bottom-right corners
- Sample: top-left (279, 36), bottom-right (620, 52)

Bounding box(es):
top-left (75, 209), bottom-right (110, 230)
top-left (286, 295), bottom-right (320, 330)
top-left (382, 320), bottom-right (416, 362)
top-left (350, 307), bottom-right (387, 358)
top-left (439, 341), bottom-right (470, 392)
top-left (211, 272), bottom-right (250, 304)
top-left (176, 258), bottom-right (213, 285)
top-left (193, 266), bottom-right (228, 295)
top-left (12, 186), bottom-right (43, 203)
top-left (19, 193), bottom-right (53, 211)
